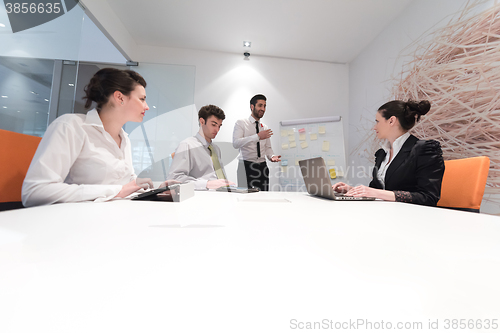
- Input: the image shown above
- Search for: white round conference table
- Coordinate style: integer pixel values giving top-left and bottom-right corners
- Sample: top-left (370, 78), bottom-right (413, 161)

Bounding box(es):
top-left (1, 191), bottom-right (499, 332)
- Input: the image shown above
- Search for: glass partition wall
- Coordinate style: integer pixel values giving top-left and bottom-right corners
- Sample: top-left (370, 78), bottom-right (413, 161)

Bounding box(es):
top-left (0, 3), bottom-right (196, 181)
top-left (0, 56), bottom-right (54, 136)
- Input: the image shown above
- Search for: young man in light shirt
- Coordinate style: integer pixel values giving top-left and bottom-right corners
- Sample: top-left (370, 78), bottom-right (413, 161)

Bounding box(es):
top-left (167, 105), bottom-right (235, 190)
top-left (232, 94), bottom-right (281, 191)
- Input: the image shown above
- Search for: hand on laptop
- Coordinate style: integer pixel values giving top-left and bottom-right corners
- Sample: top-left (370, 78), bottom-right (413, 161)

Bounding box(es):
top-left (136, 177), bottom-right (154, 190)
top-left (346, 185), bottom-right (396, 201)
top-left (158, 179), bottom-right (181, 189)
top-left (207, 179), bottom-right (236, 189)
top-left (332, 182), bottom-right (352, 194)
top-left (345, 185), bottom-right (374, 197)
top-left (115, 178), bottom-right (153, 198)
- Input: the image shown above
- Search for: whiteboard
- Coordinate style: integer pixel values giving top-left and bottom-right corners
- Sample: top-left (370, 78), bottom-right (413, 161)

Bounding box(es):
top-left (278, 117), bottom-right (346, 192)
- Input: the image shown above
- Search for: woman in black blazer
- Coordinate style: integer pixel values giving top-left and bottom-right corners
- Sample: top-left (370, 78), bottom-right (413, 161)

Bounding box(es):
top-left (333, 100), bottom-right (445, 206)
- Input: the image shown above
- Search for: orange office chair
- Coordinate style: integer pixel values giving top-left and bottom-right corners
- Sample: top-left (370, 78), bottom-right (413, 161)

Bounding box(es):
top-left (0, 129), bottom-right (42, 211)
top-left (437, 156), bottom-right (490, 213)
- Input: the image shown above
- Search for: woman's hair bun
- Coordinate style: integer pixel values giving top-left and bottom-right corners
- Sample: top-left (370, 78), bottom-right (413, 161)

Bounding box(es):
top-left (416, 100), bottom-right (431, 115)
top-left (405, 99), bottom-right (431, 115)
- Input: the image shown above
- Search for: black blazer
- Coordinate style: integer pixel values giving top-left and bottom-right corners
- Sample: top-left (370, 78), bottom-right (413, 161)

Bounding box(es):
top-left (369, 135), bottom-right (445, 206)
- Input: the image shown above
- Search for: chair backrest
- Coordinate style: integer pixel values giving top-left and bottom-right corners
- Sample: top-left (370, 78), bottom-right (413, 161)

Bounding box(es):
top-left (0, 129), bottom-right (42, 204)
top-left (437, 156), bottom-right (490, 213)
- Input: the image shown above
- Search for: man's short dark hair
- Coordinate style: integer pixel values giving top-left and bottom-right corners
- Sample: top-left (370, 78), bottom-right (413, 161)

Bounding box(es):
top-left (250, 94), bottom-right (267, 107)
top-left (198, 105), bottom-right (225, 123)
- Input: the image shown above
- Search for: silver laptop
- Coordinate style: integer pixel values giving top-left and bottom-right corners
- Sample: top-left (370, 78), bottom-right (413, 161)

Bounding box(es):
top-left (299, 157), bottom-right (375, 201)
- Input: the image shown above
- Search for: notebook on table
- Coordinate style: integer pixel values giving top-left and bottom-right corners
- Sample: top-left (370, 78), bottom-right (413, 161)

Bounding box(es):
top-left (298, 157), bottom-right (375, 201)
top-left (131, 183), bottom-right (194, 202)
top-left (216, 186), bottom-right (259, 193)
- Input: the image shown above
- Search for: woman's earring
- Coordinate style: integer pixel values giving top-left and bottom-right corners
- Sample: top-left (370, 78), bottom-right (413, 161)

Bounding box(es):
top-left (121, 101), bottom-right (124, 105)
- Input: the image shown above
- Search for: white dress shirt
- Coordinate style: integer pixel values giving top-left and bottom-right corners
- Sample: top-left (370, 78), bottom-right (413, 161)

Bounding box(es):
top-left (376, 131), bottom-right (411, 188)
top-left (232, 115), bottom-right (274, 163)
top-left (22, 109), bottom-right (136, 207)
top-left (167, 131), bottom-right (226, 190)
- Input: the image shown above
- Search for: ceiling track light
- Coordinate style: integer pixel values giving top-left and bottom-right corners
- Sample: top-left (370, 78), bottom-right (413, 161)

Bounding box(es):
top-left (243, 41), bottom-right (251, 47)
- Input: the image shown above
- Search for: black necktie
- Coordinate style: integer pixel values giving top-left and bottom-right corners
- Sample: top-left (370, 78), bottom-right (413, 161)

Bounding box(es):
top-left (255, 121), bottom-right (261, 158)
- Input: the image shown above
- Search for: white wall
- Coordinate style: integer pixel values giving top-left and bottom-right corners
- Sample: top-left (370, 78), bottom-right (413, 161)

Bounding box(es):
top-left (136, 46), bottom-right (349, 188)
top-left (349, 0), bottom-right (499, 214)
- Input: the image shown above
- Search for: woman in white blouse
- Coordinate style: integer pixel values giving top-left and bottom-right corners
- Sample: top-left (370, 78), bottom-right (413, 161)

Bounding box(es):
top-left (22, 68), bottom-right (154, 207)
top-left (333, 100), bottom-right (445, 206)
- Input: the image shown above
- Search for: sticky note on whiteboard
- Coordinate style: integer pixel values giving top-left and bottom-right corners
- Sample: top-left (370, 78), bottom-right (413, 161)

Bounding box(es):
top-left (281, 166), bottom-right (287, 173)
top-left (281, 143), bottom-right (289, 150)
top-left (298, 128), bottom-right (306, 133)
top-left (281, 160), bottom-right (288, 166)
top-left (299, 134), bottom-right (306, 141)
top-left (322, 141), bottom-right (330, 152)
top-left (288, 129), bottom-right (295, 136)
top-left (310, 133), bottom-right (318, 140)
top-left (288, 135), bottom-right (295, 142)
top-left (319, 126), bottom-right (326, 134)
top-left (289, 141), bottom-right (297, 148)
top-left (327, 159), bottom-right (335, 166)
top-left (295, 159), bottom-right (300, 166)
top-left (301, 141), bottom-right (308, 149)
top-left (281, 130), bottom-right (288, 137)
top-left (329, 168), bottom-right (337, 179)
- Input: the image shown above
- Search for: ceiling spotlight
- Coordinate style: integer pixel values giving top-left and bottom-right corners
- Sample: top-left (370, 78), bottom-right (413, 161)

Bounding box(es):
top-left (1, 95), bottom-right (7, 98)
top-left (244, 52), bottom-right (250, 57)
top-left (243, 41), bottom-right (251, 47)
top-left (0, 23), bottom-right (5, 28)
top-left (17, 110), bottom-right (20, 113)
top-left (44, 99), bottom-right (49, 102)
top-left (30, 91), bottom-right (39, 95)
top-left (2, 106), bottom-right (7, 108)
top-left (68, 83), bottom-right (75, 87)
top-left (153, 106), bottom-right (156, 109)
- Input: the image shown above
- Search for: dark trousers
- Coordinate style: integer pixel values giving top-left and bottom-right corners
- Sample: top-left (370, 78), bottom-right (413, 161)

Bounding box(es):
top-left (238, 160), bottom-right (269, 191)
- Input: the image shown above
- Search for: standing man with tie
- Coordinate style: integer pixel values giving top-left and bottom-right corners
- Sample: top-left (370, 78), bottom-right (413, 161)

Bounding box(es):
top-left (233, 94), bottom-right (281, 191)
top-left (167, 105), bottom-right (235, 190)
